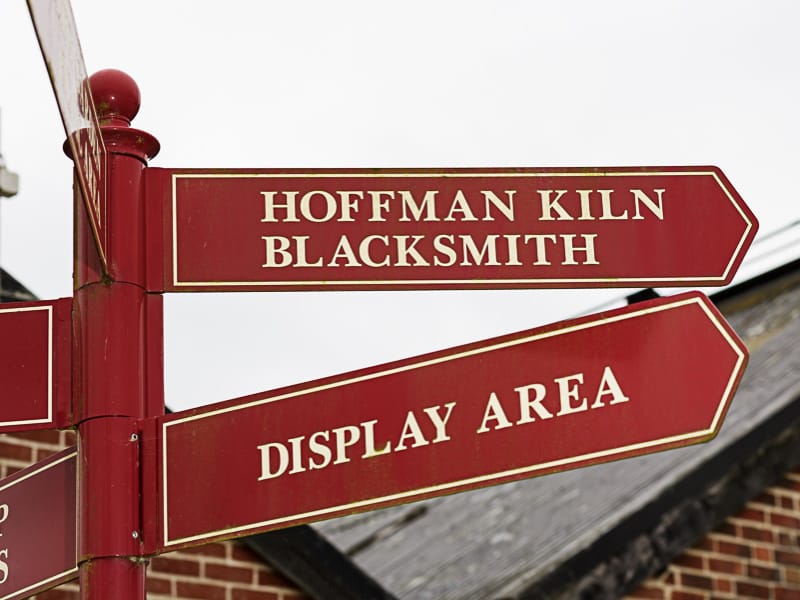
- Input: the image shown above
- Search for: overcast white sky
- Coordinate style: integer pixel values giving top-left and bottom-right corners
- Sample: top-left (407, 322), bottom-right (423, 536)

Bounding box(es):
top-left (1, 1), bottom-right (799, 412)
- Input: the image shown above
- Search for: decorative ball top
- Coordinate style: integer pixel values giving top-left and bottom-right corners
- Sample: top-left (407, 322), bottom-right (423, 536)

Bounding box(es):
top-left (89, 69), bottom-right (141, 127)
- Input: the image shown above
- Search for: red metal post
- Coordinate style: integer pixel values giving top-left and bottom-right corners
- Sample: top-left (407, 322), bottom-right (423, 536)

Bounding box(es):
top-left (70, 69), bottom-right (161, 600)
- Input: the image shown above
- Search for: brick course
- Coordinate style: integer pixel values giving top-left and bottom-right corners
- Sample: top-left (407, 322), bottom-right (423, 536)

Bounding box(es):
top-left (0, 432), bottom-right (310, 600)
top-left (13, 428), bottom-right (800, 599)
top-left (627, 467), bottom-right (800, 599)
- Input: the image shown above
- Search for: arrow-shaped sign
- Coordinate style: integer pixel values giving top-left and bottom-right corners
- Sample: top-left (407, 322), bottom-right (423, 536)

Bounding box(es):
top-left (146, 166), bottom-right (757, 292)
top-left (147, 291), bottom-right (747, 553)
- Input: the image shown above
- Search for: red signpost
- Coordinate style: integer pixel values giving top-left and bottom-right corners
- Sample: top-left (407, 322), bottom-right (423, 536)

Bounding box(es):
top-left (146, 167), bottom-right (757, 292)
top-left (147, 291), bottom-right (747, 553)
top-left (0, 299), bottom-right (72, 432)
top-left (10, 7), bottom-right (760, 598)
top-left (0, 448), bottom-right (78, 600)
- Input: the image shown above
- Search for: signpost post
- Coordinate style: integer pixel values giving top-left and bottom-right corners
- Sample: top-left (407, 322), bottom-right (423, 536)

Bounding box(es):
top-left (8, 4), bottom-right (760, 597)
top-left (146, 167), bottom-right (757, 292)
top-left (67, 71), bottom-right (161, 600)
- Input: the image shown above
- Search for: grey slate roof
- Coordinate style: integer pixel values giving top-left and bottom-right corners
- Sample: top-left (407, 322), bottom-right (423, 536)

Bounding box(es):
top-left (314, 262), bottom-right (800, 599)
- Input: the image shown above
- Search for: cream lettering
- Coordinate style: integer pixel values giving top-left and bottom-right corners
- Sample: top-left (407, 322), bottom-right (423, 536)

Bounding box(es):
top-left (477, 366), bottom-right (629, 433)
top-left (536, 188), bottom-right (666, 221)
top-left (262, 233), bottom-right (603, 269)
top-left (256, 403), bottom-right (457, 481)
top-left (260, 188), bottom-right (519, 224)
top-left (254, 185), bottom-right (672, 276)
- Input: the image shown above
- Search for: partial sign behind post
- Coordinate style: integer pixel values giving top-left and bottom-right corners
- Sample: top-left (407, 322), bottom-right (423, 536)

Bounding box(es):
top-left (28, 0), bottom-right (108, 272)
top-left (0, 299), bottom-right (72, 432)
top-left (0, 448), bottom-right (78, 600)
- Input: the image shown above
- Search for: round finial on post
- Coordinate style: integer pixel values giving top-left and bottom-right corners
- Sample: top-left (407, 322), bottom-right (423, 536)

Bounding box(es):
top-left (85, 69), bottom-right (160, 161)
top-left (89, 69), bottom-right (141, 127)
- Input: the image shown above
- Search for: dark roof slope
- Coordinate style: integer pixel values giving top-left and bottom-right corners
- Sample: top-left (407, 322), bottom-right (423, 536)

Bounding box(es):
top-left (315, 262), bottom-right (800, 599)
top-left (244, 525), bottom-right (396, 600)
top-left (0, 267), bottom-right (36, 302)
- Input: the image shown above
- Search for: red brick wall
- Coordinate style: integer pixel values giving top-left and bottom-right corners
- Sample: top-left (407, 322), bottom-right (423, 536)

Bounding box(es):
top-left (0, 432), bottom-right (311, 600)
top-left (627, 469), bottom-right (800, 600)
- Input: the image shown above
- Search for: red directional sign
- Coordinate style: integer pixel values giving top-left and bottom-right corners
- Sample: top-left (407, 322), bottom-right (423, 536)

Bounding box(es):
top-left (0, 447), bottom-right (78, 600)
top-left (0, 299), bottom-right (72, 433)
top-left (148, 291), bottom-right (747, 552)
top-left (28, 0), bottom-right (108, 272)
top-left (146, 166), bottom-right (757, 292)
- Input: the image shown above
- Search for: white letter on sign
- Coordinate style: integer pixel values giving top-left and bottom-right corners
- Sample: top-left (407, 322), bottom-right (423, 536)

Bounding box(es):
top-left (262, 236), bottom-right (293, 267)
top-left (631, 189), bottom-right (665, 220)
top-left (555, 373), bottom-right (587, 416)
top-left (300, 191), bottom-right (337, 223)
top-left (590, 366), bottom-right (630, 408)
top-left (394, 411), bottom-right (429, 451)
top-left (515, 383), bottom-right (552, 424)
top-left (261, 191), bottom-right (300, 222)
top-left (424, 402), bottom-right (457, 443)
top-left (257, 443), bottom-right (289, 480)
top-left (477, 393), bottom-right (513, 433)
